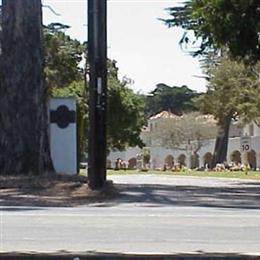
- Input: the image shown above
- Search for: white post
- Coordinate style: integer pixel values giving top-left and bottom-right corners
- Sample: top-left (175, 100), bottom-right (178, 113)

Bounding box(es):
top-left (49, 98), bottom-right (77, 175)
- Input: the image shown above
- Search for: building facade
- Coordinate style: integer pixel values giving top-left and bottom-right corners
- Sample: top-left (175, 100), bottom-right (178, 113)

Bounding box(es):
top-left (107, 111), bottom-right (260, 170)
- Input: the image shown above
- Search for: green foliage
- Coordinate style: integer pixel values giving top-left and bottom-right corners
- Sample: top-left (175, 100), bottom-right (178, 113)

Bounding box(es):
top-left (44, 25), bottom-right (145, 154)
top-left (145, 83), bottom-right (200, 117)
top-left (163, 0), bottom-right (260, 163)
top-left (196, 58), bottom-right (260, 125)
top-left (164, 0), bottom-right (260, 62)
top-left (196, 57), bottom-right (260, 164)
top-left (52, 81), bottom-right (88, 159)
top-left (107, 63), bottom-right (145, 150)
top-left (51, 60), bottom-right (145, 155)
top-left (44, 24), bottom-right (84, 89)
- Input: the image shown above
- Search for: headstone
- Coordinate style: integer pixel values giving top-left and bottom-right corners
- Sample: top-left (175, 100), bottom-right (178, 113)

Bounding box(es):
top-left (136, 153), bottom-right (143, 170)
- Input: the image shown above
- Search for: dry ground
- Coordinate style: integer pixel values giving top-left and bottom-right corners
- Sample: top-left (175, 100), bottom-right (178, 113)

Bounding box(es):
top-left (0, 174), bottom-right (118, 207)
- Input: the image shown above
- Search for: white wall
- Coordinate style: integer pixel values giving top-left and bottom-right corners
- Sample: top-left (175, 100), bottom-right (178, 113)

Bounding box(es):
top-left (108, 135), bottom-right (260, 170)
top-left (107, 147), bottom-right (142, 168)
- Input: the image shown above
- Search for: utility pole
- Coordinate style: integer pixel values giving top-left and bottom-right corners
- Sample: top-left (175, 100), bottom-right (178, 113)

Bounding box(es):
top-left (87, 0), bottom-right (107, 189)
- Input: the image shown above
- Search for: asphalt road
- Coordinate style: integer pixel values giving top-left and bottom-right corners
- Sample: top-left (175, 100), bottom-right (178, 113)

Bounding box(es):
top-left (1, 174), bottom-right (260, 255)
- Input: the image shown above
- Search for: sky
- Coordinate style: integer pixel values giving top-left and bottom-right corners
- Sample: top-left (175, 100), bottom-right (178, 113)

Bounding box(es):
top-left (42, 0), bottom-right (207, 94)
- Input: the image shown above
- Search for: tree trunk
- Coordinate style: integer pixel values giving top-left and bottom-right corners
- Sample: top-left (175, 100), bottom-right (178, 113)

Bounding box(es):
top-left (212, 117), bottom-right (232, 168)
top-left (0, 0), bottom-right (54, 175)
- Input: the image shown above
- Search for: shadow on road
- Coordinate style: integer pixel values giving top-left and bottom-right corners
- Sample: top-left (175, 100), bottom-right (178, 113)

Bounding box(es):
top-left (1, 177), bottom-right (260, 209)
top-left (113, 182), bottom-right (260, 210)
top-left (0, 207), bottom-right (45, 212)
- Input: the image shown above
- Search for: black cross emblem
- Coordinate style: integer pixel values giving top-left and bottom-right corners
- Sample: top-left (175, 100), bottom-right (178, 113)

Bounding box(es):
top-left (50, 105), bottom-right (76, 129)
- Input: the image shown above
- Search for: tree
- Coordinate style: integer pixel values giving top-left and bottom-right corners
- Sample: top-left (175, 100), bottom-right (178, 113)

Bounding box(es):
top-left (52, 59), bottom-right (145, 155)
top-left (44, 24), bottom-right (84, 89)
top-left (107, 68), bottom-right (145, 151)
top-left (145, 83), bottom-right (199, 117)
top-left (150, 112), bottom-right (217, 153)
top-left (164, 0), bottom-right (260, 165)
top-left (0, 0), bottom-right (53, 175)
top-left (164, 0), bottom-right (260, 62)
top-left (196, 57), bottom-right (260, 166)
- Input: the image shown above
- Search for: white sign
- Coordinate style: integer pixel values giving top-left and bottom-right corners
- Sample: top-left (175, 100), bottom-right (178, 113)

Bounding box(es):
top-left (240, 136), bottom-right (251, 152)
top-left (49, 98), bottom-right (77, 175)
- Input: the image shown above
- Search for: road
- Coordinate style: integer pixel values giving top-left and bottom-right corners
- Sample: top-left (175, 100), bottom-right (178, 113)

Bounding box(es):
top-left (1, 174), bottom-right (260, 254)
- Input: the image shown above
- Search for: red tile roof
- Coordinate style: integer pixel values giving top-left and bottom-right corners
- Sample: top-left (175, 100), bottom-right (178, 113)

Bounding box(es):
top-left (149, 111), bottom-right (179, 120)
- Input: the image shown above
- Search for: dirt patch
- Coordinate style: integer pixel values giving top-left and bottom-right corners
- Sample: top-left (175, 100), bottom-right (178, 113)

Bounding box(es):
top-left (0, 173), bottom-right (118, 207)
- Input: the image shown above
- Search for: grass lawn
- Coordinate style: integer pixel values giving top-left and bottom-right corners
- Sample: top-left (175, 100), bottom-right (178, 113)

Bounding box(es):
top-left (107, 169), bottom-right (260, 180)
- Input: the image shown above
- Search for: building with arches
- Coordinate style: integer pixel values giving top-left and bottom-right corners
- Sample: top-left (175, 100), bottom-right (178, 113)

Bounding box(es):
top-left (107, 111), bottom-right (260, 170)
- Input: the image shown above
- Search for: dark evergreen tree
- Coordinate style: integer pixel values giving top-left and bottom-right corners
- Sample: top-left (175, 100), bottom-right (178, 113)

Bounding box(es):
top-left (164, 0), bottom-right (260, 62)
top-left (145, 83), bottom-right (200, 117)
top-left (44, 24), bottom-right (84, 89)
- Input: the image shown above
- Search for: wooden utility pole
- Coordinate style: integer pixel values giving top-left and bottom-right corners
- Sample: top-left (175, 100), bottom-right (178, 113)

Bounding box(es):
top-left (87, 0), bottom-right (107, 189)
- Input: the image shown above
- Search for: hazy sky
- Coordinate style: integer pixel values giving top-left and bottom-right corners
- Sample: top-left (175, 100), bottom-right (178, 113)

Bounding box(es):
top-left (42, 0), bottom-right (206, 94)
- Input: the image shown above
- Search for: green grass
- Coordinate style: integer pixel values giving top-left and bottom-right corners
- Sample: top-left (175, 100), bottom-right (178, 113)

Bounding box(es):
top-left (107, 169), bottom-right (260, 180)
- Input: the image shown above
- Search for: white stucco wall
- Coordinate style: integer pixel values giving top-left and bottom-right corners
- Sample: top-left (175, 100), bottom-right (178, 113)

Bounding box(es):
top-left (107, 113), bottom-right (260, 170)
top-left (108, 135), bottom-right (260, 170)
top-left (107, 147), bottom-right (142, 168)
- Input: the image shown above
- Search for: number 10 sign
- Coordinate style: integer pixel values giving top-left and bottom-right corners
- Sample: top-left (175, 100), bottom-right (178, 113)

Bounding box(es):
top-left (240, 136), bottom-right (252, 152)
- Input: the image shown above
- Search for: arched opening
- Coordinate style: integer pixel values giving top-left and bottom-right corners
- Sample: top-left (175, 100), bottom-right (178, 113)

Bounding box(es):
top-left (230, 150), bottom-right (241, 164)
top-left (164, 155), bottom-right (174, 169)
top-left (247, 150), bottom-right (256, 170)
top-left (178, 154), bottom-right (186, 167)
top-left (203, 152), bottom-right (213, 169)
top-left (190, 153), bottom-right (199, 169)
top-left (128, 157), bottom-right (137, 169)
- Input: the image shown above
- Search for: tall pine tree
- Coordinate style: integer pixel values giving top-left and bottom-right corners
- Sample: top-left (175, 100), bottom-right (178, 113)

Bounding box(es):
top-left (0, 0), bottom-right (53, 175)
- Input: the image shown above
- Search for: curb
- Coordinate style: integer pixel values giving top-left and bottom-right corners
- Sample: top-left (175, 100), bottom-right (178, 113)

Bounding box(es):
top-left (1, 252), bottom-right (260, 260)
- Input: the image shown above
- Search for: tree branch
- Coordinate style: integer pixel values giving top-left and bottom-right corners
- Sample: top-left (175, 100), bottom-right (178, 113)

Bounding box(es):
top-left (42, 5), bottom-right (61, 16)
